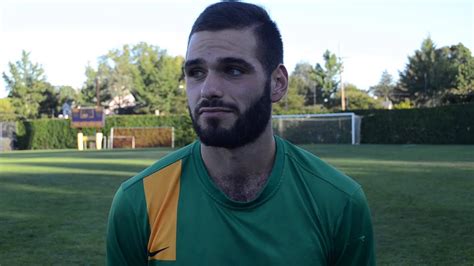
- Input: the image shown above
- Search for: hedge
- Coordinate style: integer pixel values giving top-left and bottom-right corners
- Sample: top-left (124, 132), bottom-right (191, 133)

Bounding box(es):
top-left (353, 103), bottom-right (474, 144)
top-left (14, 103), bottom-right (474, 149)
top-left (16, 115), bottom-right (196, 150)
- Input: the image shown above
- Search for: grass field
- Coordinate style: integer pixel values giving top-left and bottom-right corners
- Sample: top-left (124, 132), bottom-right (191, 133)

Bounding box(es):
top-left (1, 144), bottom-right (473, 265)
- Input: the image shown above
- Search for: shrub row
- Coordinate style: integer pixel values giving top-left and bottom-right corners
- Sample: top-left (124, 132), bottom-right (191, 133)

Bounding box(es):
top-left (14, 103), bottom-right (474, 149)
top-left (16, 115), bottom-right (196, 150)
top-left (353, 103), bottom-right (474, 144)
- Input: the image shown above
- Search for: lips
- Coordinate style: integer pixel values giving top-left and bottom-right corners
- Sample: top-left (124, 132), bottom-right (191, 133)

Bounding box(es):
top-left (194, 99), bottom-right (239, 117)
top-left (198, 107), bottom-right (235, 114)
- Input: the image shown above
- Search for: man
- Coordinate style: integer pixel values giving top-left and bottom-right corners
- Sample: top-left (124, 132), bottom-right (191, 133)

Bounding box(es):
top-left (106, 2), bottom-right (375, 265)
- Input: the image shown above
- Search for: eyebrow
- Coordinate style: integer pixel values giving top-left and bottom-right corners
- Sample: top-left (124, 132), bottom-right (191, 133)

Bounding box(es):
top-left (184, 57), bottom-right (256, 72)
top-left (218, 57), bottom-right (256, 72)
top-left (184, 58), bottom-right (205, 70)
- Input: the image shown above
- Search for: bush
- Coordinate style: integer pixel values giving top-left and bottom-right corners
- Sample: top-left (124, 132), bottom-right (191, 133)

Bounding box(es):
top-left (16, 115), bottom-right (195, 150)
top-left (353, 103), bottom-right (474, 144)
top-left (15, 103), bottom-right (474, 149)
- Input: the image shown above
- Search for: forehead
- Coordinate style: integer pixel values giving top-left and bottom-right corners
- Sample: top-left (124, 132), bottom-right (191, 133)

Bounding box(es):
top-left (186, 29), bottom-right (260, 66)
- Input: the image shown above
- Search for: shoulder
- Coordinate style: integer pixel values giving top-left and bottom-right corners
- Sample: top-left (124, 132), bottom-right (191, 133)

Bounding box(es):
top-left (279, 137), bottom-right (361, 197)
top-left (121, 141), bottom-right (197, 192)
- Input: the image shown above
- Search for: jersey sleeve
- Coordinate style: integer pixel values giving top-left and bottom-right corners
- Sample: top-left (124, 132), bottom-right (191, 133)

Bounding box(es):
top-left (333, 187), bottom-right (376, 266)
top-left (106, 185), bottom-right (149, 266)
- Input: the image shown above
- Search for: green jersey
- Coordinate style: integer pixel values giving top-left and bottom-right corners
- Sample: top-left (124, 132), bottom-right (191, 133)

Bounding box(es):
top-left (106, 136), bottom-right (375, 265)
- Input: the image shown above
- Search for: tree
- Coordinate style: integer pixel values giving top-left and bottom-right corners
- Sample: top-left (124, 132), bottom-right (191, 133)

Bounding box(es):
top-left (314, 50), bottom-right (342, 107)
top-left (393, 99), bottom-right (414, 109)
top-left (369, 70), bottom-right (395, 102)
top-left (38, 85), bottom-right (80, 117)
top-left (397, 37), bottom-right (438, 106)
top-left (82, 45), bottom-right (139, 112)
top-left (370, 70), bottom-right (395, 101)
top-left (55, 85), bottom-right (80, 115)
top-left (443, 44), bottom-right (474, 104)
top-left (290, 63), bottom-right (318, 105)
top-left (56, 85), bottom-right (79, 105)
top-left (397, 37), bottom-right (474, 107)
top-left (81, 42), bottom-right (186, 115)
top-left (38, 85), bottom-right (58, 117)
top-left (273, 75), bottom-right (306, 114)
top-left (107, 45), bottom-right (141, 110)
top-left (0, 98), bottom-right (16, 121)
top-left (2, 51), bottom-right (52, 119)
top-left (81, 63), bottom-right (113, 106)
top-left (288, 51), bottom-right (342, 109)
top-left (132, 43), bottom-right (186, 115)
top-left (334, 84), bottom-right (382, 110)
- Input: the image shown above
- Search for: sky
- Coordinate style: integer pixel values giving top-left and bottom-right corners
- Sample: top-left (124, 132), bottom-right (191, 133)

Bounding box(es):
top-left (0, 0), bottom-right (472, 98)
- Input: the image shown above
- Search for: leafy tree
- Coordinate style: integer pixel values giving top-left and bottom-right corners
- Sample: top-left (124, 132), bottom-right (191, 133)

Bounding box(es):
top-left (334, 84), bottom-right (382, 110)
top-left (81, 42), bottom-right (186, 115)
top-left (54, 85), bottom-right (80, 115)
top-left (81, 63), bottom-right (113, 106)
top-left (107, 45), bottom-right (141, 110)
top-left (443, 44), bottom-right (474, 104)
top-left (397, 37), bottom-right (474, 106)
top-left (397, 37), bottom-right (438, 106)
top-left (81, 45), bottom-right (138, 110)
top-left (57, 85), bottom-right (79, 105)
top-left (290, 63), bottom-right (318, 105)
top-left (132, 43), bottom-right (186, 115)
top-left (369, 70), bottom-right (395, 102)
top-left (36, 85), bottom-right (80, 117)
top-left (2, 51), bottom-right (52, 119)
top-left (289, 51), bottom-right (342, 109)
top-left (314, 50), bottom-right (342, 107)
top-left (273, 75), bottom-right (306, 114)
top-left (38, 85), bottom-right (58, 117)
top-left (393, 99), bottom-right (414, 109)
top-left (0, 98), bottom-right (16, 121)
top-left (456, 56), bottom-right (474, 90)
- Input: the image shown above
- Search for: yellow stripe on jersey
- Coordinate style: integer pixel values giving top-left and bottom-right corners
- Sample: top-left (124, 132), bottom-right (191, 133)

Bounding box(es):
top-left (143, 160), bottom-right (182, 261)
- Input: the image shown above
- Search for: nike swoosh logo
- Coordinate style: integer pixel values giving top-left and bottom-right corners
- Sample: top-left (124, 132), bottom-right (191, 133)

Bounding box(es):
top-left (148, 246), bottom-right (170, 257)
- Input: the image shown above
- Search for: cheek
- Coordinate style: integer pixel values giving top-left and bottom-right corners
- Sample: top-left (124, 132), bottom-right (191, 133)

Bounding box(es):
top-left (234, 83), bottom-right (264, 104)
top-left (185, 87), bottom-right (200, 106)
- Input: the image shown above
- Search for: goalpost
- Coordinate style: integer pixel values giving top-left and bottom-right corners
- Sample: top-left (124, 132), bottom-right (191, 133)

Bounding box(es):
top-left (272, 112), bottom-right (361, 145)
top-left (109, 127), bottom-right (175, 149)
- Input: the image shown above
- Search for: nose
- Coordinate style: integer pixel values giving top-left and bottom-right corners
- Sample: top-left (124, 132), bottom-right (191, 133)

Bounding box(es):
top-left (200, 72), bottom-right (224, 99)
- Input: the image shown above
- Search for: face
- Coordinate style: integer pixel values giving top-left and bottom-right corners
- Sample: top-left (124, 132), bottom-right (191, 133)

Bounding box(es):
top-left (184, 29), bottom-right (272, 149)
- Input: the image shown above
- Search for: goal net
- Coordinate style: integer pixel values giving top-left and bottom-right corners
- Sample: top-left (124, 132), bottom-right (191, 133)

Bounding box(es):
top-left (110, 127), bottom-right (174, 149)
top-left (272, 113), bottom-right (361, 144)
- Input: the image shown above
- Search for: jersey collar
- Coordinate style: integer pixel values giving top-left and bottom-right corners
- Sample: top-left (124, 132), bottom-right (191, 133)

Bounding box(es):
top-left (192, 136), bottom-right (285, 209)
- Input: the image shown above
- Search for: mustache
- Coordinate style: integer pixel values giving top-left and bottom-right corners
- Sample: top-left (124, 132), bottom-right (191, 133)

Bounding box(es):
top-left (194, 98), bottom-right (239, 114)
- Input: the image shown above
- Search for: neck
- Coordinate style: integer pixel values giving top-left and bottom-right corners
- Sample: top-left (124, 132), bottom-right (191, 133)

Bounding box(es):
top-left (200, 126), bottom-right (276, 202)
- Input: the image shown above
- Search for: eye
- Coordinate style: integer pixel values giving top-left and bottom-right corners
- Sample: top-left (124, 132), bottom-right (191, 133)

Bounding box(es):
top-left (225, 67), bottom-right (244, 77)
top-left (186, 68), bottom-right (206, 80)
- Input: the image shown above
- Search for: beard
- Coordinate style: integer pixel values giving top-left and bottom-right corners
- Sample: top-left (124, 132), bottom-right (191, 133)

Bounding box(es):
top-left (189, 80), bottom-right (272, 149)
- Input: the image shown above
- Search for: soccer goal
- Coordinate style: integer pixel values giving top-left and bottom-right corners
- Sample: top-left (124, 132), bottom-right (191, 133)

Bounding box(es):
top-left (109, 127), bottom-right (175, 149)
top-left (272, 113), bottom-right (361, 145)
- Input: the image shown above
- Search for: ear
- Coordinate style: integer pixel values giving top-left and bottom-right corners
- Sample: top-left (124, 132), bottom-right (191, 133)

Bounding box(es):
top-left (270, 64), bottom-right (289, 103)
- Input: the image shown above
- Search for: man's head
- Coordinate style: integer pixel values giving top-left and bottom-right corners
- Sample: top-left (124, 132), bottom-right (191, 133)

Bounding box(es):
top-left (188, 1), bottom-right (283, 77)
top-left (185, 2), bottom-right (288, 149)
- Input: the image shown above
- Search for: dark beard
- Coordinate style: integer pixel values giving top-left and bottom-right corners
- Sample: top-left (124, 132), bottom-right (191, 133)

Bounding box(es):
top-left (189, 80), bottom-right (272, 149)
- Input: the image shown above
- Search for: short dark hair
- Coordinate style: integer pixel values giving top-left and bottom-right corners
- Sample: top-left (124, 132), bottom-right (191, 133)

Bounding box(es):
top-left (188, 2), bottom-right (283, 76)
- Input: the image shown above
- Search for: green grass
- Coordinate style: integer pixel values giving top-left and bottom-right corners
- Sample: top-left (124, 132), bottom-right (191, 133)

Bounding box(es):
top-left (1, 145), bottom-right (473, 265)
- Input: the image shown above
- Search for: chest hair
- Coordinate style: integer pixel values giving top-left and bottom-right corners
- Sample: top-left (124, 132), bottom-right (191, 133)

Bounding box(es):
top-left (211, 173), bottom-right (269, 202)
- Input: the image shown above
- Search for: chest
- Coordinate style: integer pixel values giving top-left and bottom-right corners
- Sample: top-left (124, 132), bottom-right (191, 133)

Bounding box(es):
top-left (149, 184), bottom-right (332, 265)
